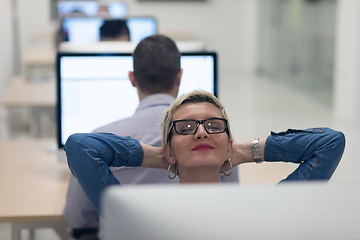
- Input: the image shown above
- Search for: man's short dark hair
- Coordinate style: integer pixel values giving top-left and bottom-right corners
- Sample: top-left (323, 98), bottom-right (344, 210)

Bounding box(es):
top-left (133, 34), bottom-right (181, 94)
top-left (100, 19), bottom-right (130, 40)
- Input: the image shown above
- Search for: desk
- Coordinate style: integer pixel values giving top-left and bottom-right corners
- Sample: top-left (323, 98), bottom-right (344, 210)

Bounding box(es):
top-left (1, 76), bottom-right (55, 108)
top-left (1, 77), bottom-right (56, 138)
top-left (0, 139), bottom-right (71, 240)
top-left (21, 47), bottom-right (55, 67)
top-left (21, 47), bottom-right (56, 82)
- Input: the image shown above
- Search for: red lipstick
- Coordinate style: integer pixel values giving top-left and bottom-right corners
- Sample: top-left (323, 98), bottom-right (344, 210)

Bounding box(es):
top-left (192, 144), bottom-right (214, 151)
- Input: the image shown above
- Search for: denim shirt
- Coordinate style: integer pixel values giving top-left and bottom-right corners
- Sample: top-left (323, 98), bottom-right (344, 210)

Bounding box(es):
top-left (65, 133), bottom-right (143, 212)
top-left (65, 127), bottom-right (345, 212)
top-left (265, 128), bottom-right (345, 181)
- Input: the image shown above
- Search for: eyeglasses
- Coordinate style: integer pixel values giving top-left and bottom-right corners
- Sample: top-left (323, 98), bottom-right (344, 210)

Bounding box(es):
top-left (169, 118), bottom-right (228, 137)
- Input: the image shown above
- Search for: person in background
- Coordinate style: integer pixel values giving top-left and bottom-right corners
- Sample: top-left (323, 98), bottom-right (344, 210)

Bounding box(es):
top-left (63, 35), bottom-right (239, 240)
top-left (96, 4), bottom-right (111, 18)
top-left (55, 18), bottom-right (130, 50)
top-left (99, 19), bottom-right (130, 42)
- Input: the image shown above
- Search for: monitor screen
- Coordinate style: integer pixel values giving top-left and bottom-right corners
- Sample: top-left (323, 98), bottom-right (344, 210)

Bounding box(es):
top-left (126, 17), bottom-right (158, 44)
top-left (57, 1), bottom-right (128, 18)
top-left (60, 16), bottom-right (157, 44)
top-left (56, 52), bottom-right (218, 148)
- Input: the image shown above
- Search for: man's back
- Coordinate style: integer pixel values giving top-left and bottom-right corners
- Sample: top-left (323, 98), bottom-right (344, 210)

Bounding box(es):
top-left (63, 94), bottom-right (178, 231)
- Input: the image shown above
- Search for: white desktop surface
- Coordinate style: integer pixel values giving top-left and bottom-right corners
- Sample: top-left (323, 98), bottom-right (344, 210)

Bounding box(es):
top-left (1, 77), bottom-right (55, 108)
top-left (21, 47), bottom-right (55, 66)
top-left (0, 139), bottom-right (70, 221)
top-left (59, 40), bottom-right (205, 53)
top-left (59, 41), bottom-right (136, 53)
top-left (0, 139), bottom-right (70, 240)
top-left (103, 183), bottom-right (360, 240)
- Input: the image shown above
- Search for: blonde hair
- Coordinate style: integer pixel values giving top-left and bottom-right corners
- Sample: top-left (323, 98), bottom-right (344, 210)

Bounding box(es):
top-left (161, 90), bottom-right (231, 147)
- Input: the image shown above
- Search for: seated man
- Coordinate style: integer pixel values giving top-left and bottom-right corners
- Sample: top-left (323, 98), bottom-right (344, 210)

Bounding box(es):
top-left (99, 19), bottom-right (130, 41)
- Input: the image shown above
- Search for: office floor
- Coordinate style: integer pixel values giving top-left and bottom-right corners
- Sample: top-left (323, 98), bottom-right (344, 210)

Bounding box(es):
top-left (0, 224), bottom-right (61, 240)
top-left (1, 74), bottom-right (358, 240)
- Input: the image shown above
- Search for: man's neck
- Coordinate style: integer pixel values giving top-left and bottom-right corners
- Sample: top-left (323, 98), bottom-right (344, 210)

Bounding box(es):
top-left (138, 90), bottom-right (178, 101)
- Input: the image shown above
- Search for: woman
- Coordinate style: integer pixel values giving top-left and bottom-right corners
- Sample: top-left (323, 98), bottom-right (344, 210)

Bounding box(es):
top-left (65, 90), bottom-right (345, 212)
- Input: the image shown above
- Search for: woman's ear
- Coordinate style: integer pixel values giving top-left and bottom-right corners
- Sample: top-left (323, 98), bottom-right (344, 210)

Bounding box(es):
top-left (162, 145), bottom-right (176, 164)
top-left (227, 139), bottom-right (233, 159)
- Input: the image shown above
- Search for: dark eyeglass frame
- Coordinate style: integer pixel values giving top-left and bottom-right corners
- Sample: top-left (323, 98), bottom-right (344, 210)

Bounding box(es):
top-left (167, 118), bottom-right (228, 142)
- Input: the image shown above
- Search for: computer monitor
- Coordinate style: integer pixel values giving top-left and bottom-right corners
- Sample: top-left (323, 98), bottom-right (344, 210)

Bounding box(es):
top-left (57, 1), bottom-right (128, 18)
top-left (102, 183), bottom-right (360, 240)
top-left (56, 52), bottom-right (217, 148)
top-left (60, 16), bottom-right (157, 44)
top-left (126, 17), bottom-right (158, 44)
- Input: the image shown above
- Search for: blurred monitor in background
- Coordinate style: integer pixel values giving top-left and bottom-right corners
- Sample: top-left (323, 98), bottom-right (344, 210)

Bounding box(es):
top-left (59, 16), bottom-right (157, 44)
top-left (57, 1), bottom-right (128, 18)
top-left (126, 17), bottom-right (158, 44)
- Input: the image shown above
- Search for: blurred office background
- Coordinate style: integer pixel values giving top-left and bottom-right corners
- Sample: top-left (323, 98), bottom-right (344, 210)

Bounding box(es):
top-left (1, 0), bottom-right (360, 239)
top-left (1, 0), bottom-right (360, 183)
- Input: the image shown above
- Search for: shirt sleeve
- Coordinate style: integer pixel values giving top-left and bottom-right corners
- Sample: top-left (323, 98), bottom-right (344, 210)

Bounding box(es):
top-left (264, 128), bottom-right (345, 182)
top-left (64, 133), bottom-right (144, 212)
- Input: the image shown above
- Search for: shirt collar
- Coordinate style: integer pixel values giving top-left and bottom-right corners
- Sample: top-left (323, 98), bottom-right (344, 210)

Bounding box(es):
top-left (136, 94), bottom-right (175, 112)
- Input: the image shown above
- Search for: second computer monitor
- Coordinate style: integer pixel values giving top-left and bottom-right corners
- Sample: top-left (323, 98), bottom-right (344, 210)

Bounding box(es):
top-left (57, 1), bottom-right (128, 18)
top-left (61, 16), bottom-right (157, 44)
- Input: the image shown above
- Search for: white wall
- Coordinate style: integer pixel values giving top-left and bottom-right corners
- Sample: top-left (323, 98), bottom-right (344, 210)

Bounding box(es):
top-left (18, 0), bottom-right (55, 49)
top-left (334, 0), bottom-right (360, 126)
top-left (0, 0), bottom-right (13, 96)
top-left (0, 0), bottom-right (13, 139)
